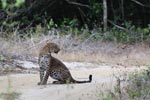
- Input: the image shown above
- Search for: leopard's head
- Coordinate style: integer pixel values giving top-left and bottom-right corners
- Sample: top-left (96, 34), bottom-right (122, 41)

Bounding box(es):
top-left (47, 42), bottom-right (60, 53)
top-left (40, 42), bottom-right (60, 56)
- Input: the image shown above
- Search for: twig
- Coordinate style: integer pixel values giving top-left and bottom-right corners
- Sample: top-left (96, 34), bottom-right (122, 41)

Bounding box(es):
top-left (108, 20), bottom-right (129, 32)
top-left (65, 0), bottom-right (90, 8)
top-left (79, 32), bottom-right (99, 47)
top-left (77, 7), bottom-right (86, 23)
top-left (131, 0), bottom-right (150, 8)
top-left (108, 20), bottom-right (141, 43)
top-left (108, 20), bottom-right (134, 34)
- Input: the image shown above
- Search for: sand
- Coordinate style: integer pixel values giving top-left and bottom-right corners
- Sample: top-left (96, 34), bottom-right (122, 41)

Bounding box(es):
top-left (0, 62), bottom-right (144, 100)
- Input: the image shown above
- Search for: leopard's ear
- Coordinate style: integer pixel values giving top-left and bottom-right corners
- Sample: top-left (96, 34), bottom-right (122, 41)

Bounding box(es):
top-left (46, 39), bottom-right (51, 44)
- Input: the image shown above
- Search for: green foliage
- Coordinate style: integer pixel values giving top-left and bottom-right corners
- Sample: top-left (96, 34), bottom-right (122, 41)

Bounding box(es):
top-left (58, 18), bottom-right (81, 36)
top-left (0, 0), bottom-right (150, 31)
top-left (0, 55), bottom-right (6, 62)
top-left (0, 92), bottom-right (20, 100)
top-left (15, 0), bottom-right (25, 7)
top-left (1, 0), bottom-right (7, 9)
top-left (99, 23), bottom-right (150, 43)
top-left (47, 19), bottom-right (57, 30)
top-left (137, 25), bottom-right (150, 43)
top-left (34, 22), bottom-right (150, 44)
top-left (127, 67), bottom-right (150, 99)
top-left (88, 0), bottom-right (102, 23)
top-left (98, 91), bottom-right (114, 100)
top-left (60, 18), bottom-right (79, 28)
top-left (0, 0), bottom-right (150, 44)
top-left (0, 0), bottom-right (25, 37)
top-left (1, 0), bottom-right (25, 9)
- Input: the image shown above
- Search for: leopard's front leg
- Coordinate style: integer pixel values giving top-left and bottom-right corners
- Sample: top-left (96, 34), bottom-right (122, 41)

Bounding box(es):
top-left (40, 68), bottom-right (51, 85)
top-left (38, 54), bottom-right (52, 85)
top-left (37, 67), bottom-right (45, 85)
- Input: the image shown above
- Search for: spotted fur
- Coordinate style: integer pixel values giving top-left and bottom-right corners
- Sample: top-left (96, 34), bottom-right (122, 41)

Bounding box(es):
top-left (38, 43), bottom-right (92, 85)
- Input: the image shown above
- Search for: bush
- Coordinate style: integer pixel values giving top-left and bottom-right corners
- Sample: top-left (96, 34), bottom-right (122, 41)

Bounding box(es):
top-left (127, 67), bottom-right (150, 99)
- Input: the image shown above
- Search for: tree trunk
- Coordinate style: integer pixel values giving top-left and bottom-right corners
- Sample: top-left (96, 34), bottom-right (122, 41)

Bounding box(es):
top-left (121, 0), bottom-right (124, 20)
top-left (103, 0), bottom-right (107, 31)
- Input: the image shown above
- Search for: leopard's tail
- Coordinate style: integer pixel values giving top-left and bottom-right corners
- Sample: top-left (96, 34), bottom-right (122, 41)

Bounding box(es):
top-left (73, 75), bottom-right (92, 83)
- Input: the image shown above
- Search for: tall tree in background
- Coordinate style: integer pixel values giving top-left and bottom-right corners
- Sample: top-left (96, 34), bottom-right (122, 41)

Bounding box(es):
top-left (103, 0), bottom-right (107, 31)
top-left (0, 0), bottom-right (149, 31)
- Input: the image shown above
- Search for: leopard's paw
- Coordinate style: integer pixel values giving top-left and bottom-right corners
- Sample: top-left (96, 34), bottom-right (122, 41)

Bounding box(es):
top-left (37, 82), bottom-right (41, 85)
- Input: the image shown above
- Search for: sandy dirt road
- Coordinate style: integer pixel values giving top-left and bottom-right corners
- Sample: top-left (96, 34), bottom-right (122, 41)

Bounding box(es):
top-left (0, 62), bottom-right (143, 100)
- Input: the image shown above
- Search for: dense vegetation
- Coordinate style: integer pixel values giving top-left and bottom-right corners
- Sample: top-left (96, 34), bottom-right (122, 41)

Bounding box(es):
top-left (0, 0), bottom-right (150, 43)
top-left (128, 68), bottom-right (150, 99)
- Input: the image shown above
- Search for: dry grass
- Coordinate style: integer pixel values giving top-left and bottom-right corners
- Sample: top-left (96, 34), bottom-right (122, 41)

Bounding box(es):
top-left (0, 92), bottom-right (20, 100)
top-left (56, 43), bottom-right (150, 66)
top-left (0, 74), bottom-right (21, 100)
top-left (1, 35), bottom-right (150, 66)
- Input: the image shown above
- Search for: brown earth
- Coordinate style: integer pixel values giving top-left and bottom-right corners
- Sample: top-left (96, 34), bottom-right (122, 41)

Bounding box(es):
top-left (0, 63), bottom-right (144, 100)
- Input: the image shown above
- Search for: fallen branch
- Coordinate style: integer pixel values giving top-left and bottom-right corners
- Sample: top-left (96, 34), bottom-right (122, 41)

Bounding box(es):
top-left (108, 20), bottom-right (132, 34)
top-left (65, 0), bottom-right (90, 8)
top-left (131, 0), bottom-right (150, 8)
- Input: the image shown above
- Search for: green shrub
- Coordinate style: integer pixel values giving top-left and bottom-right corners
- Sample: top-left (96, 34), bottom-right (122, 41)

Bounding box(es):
top-left (127, 67), bottom-right (150, 99)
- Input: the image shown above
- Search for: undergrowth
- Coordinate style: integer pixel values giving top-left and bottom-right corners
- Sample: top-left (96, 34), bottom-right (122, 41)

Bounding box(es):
top-left (1, 24), bottom-right (150, 66)
top-left (127, 67), bottom-right (150, 99)
top-left (96, 67), bottom-right (150, 100)
top-left (1, 19), bottom-right (150, 44)
top-left (0, 75), bottom-right (20, 100)
top-left (0, 92), bottom-right (20, 100)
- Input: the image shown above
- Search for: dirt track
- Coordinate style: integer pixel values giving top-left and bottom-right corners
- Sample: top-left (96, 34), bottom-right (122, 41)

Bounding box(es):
top-left (0, 62), bottom-right (144, 100)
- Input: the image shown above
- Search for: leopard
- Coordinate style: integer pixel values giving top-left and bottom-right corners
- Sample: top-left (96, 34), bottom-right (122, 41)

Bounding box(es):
top-left (38, 42), bottom-right (92, 85)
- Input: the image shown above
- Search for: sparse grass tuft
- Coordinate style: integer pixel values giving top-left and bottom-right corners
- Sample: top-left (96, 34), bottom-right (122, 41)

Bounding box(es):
top-left (98, 91), bottom-right (116, 100)
top-left (127, 67), bottom-right (150, 99)
top-left (0, 74), bottom-right (21, 100)
top-left (0, 92), bottom-right (20, 100)
top-left (95, 67), bottom-right (150, 100)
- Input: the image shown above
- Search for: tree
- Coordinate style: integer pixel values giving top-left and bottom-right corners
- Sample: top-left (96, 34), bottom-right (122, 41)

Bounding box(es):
top-left (103, 0), bottom-right (107, 31)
